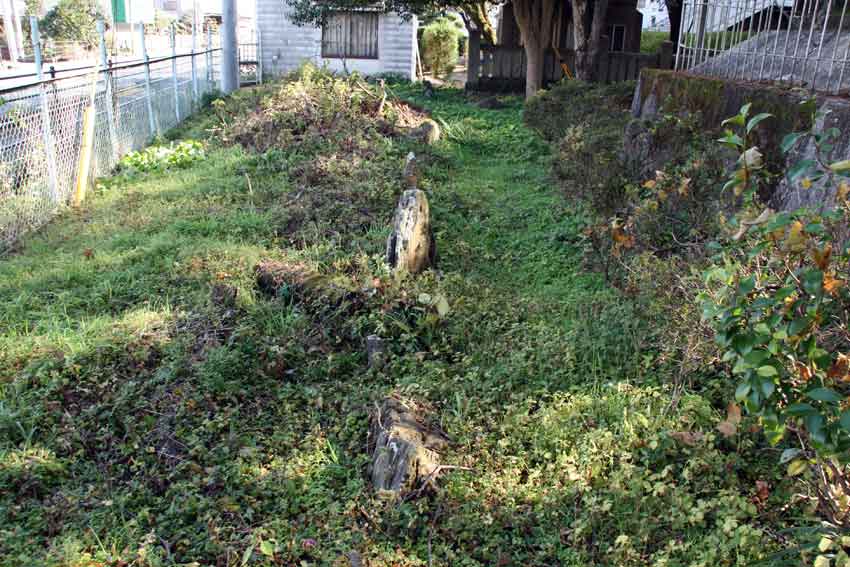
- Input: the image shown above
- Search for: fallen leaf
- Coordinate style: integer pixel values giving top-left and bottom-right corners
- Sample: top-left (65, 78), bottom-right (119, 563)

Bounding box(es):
top-left (828, 354), bottom-right (850, 382)
top-left (611, 226), bottom-right (635, 248)
top-left (717, 402), bottom-right (742, 438)
top-left (755, 480), bottom-right (770, 502)
top-left (824, 274), bottom-right (844, 296)
top-left (796, 362), bottom-right (814, 382)
top-left (813, 244), bottom-right (832, 270)
top-left (670, 431), bottom-right (704, 446)
top-left (717, 421), bottom-right (737, 438)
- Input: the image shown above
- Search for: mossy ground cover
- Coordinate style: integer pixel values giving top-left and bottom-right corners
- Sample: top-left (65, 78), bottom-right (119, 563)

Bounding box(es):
top-left (0, 72), bottom-right (803, 566)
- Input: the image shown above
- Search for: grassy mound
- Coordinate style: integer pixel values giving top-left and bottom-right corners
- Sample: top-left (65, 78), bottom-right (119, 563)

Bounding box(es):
top-left (0, 69), bottom-right (804, 566)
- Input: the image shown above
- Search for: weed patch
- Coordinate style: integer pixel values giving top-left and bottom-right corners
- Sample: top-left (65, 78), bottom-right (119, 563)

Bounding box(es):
top-left (0, 70), bottom-right (813, 566)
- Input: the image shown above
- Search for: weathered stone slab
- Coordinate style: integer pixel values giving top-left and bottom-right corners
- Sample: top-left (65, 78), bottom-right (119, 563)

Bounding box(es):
top-left (386, 154), bottom-right (436, 275)
top-left (410, 119), bottom-right (441, 145)
top-left (369, 395), bottom-right (447, 495)
top-left (365, 335), bottom-right (386, 369)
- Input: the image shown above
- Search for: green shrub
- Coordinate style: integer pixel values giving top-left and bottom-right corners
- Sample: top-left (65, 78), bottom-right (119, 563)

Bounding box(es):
top-left (555, 122), bottom-right (629, 218)
top-left (421, 17), bottom-right (462, 77)
top-left (524, 82), bottom-right (635, 220)
top-left (702, 102), bottom-right (850, 535)
top-left (640, 31), bottom-right (668, 54)
top-left (523, 79), bottom-right (635, 143)
top-left (118, 140), bottom-right (205, 173)
top-left (39, 0), bottom-right (105, 48)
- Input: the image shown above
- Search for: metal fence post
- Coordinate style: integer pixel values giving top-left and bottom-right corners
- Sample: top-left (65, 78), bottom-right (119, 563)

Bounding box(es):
top-left (221, 0), bottom-right (238, 93)
top-left (98, 20), bottom-right (120, 163)
top-left (139, 23), bottom-right (159, 137)
top-left (257, 29), bottom-right (263, 84)
top-left (191, 14), bottom-right (199, 105)
top-left (171, 23), bottom-right (181, 122)
top-left (206, 26), bottom-right (213, 90)
top-left (30, 17), bottom-right (60, 203)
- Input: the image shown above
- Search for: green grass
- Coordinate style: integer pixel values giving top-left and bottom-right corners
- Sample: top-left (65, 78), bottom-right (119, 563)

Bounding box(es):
top-left (641, 31), bottom-right (669, 54)
top-left (0, 75), bottom-right (801, 566)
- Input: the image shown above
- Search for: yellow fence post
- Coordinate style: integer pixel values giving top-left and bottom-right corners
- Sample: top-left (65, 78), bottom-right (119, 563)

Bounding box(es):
top-left (73, 72), bottom-right (99, 207)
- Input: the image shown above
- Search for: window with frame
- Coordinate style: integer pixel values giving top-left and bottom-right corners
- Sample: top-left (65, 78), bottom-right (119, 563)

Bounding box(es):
top-left (322, 12), bottom-right (379, 59)
top-left (606, 24), bottom-right (626, 52)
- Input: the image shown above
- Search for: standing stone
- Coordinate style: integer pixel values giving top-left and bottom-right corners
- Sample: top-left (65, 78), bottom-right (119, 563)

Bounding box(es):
top-left (386, 153), bottom-right (436, 274)
top-left (410, 119), bottom-right (441, 145)
top-left (366, 335), bottom-right (386, 369)
top-left (369, 395), bottom-right (447, 495)
top-left (210, 283), bottom-right (237, 308)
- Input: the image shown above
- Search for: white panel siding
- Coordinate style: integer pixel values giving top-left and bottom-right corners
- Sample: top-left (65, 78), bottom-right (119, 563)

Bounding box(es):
top-left (256, 0), bottom-right (417, 80)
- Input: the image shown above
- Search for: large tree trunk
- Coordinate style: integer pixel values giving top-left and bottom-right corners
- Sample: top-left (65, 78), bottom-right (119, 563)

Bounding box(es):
top-left (524, 38), bottom-right (545, 97)
top-left (666, 0), bottom-right (682, 46)
top-left (512, 0), bottom-right (557, 98)
top-left (572, 0), bottom-right (609, 80)
top-left (461, 1), bottom-right (497, 45)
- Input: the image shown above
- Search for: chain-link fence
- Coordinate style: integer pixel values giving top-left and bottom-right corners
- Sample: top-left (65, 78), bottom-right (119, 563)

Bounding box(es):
top-left (675, 0), bottom-right (850, 93)
top-left (0, 34), bottom-right (222, 253)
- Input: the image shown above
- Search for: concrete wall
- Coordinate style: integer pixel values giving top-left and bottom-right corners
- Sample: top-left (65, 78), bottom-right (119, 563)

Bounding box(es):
top-left (255, 2), bottom-right (417, 80)
top-left (630, 68), bottom-right (850, 212)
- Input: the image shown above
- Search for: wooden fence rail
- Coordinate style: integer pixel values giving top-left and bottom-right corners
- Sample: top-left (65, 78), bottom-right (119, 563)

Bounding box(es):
top-left (467, 31), bottom-right (675, 91)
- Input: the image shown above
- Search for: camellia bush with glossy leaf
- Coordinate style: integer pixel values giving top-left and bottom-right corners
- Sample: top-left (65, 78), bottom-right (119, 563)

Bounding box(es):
top-left (701, 102), bottom-right (850, 530)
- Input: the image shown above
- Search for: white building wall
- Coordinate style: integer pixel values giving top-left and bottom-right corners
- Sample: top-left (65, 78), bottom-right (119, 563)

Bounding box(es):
top-left (255, 1), bottom-right (417, 80)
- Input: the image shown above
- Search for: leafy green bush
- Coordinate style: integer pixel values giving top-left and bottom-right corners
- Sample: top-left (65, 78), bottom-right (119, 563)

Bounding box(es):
top-left (555, 122), bottom-right (630, 218)
top-left (629, 137), bottom-right (731, 253)
top-left (524, 82), bottom-right (634, 220)
top-left (524, 79), bottom-right (635, 143)
top-left (118, 140), bottom-right (205, 173)
top-left (702, 102), bottom-right (850, 533)
top-left (0, 448), bottom-right (66, 496)
top-left (640, 31), bottom-right (668, 54)
top-left (39, 0), bottom-right (105, 48)
top-left (200, 88), bottom-right (224, 108)
top-left (421, 17), bottom-right (462, 77)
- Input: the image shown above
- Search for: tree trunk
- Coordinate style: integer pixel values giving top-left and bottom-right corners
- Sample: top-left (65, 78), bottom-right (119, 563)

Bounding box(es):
top-left (573, 48), bottom-right (593, 79)
top-left (512, 0), bottom-right (557, 98)
top-left (666, 0), bottom-right (682, 46)
top-left (524, 39), bottom-right (545, 98)
top-left (461, 1), bottom-right (497, 45)
top-left (572, 0), bottom-right (609, 80)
